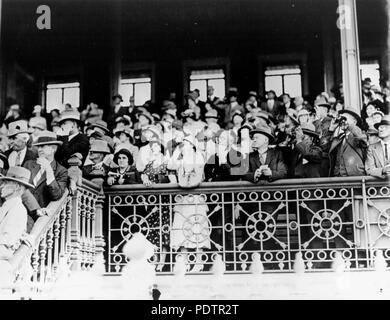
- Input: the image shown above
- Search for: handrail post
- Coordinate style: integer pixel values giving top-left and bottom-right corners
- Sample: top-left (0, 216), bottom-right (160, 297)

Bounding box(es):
top-left (69, 190), bottom-right (81, 271)
top-left (93, 193), bottom-right (106, 272)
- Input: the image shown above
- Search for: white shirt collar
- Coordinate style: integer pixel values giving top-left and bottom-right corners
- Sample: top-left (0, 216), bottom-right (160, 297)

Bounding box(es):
top-left (69, 133), bottom-right (78, 141)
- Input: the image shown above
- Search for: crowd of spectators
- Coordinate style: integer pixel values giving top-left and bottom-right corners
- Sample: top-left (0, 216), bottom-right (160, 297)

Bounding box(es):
top-left (0, 77), bottom-right (389, 260)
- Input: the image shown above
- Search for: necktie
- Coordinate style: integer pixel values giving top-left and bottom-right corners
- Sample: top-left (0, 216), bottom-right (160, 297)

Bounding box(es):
top-left (259, 153), bottom-right (265, 165)
top-left (15, 151), bottom-right (21, 166)
top-left (385, 143), bottom-right (389, 162)
top-left (33, 167), bottom-right (45, 186)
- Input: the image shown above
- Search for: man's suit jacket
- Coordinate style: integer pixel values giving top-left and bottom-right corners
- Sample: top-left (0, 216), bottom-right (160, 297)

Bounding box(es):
top-left (23, 159), bottom-right (68, 209)
top-left (55, 133), bottom-right (90, 168)
top-left (4, 147), bottom-right (38, 169)
top-left (260, 100), bottom-right (284, 118)
top-left (244, 148), bottom-right (288, 183)
top-left (290, 141), bottom-right (322, 178)
top-left (328, 128), bottom-right (367, 177)
top-left (365, 141), bottom-right (389, 178)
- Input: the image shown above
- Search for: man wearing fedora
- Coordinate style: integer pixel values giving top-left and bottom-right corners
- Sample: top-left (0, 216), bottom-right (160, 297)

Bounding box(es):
top-left (313, 101), bottom-right (334, 176)
top-left (290, 123), bottom-right (322, 178)
top-left (105, 94), bottom-right (130, 130)
top-left (23, 131), bottom-right (68, 211)
top-left (88, 119), bottom-right (115, 152)
top-left (327, 107), bottom-right (368, 177)
top-left (244, 124), bottom-right (287, 183)
top-left (366, 115), bottom-right (390, 178)
top-left (0, 167), bottom-right (34, 259)
top-left (82, 140), bottom-right (111, 187)
top-left (5, 120), bottom-right (38, 169)
top-left (55, 109), bottom-right (90, 168)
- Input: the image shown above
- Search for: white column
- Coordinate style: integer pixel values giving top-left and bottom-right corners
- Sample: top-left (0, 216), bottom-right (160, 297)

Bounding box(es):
top-left (338, 0), bottom-right (362, 112)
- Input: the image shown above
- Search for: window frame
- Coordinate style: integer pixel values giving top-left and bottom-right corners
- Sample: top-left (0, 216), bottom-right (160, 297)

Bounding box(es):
top-left (183, 57), bottom-right (230, 101)
top-left (359, 57), bottom-right (382, 87)
top-left (258, 53), bottom-right (308, 97)
top-left (264, 63), bottom-right (303, 98)
top-left (120, 62), bottom-right (155, 106)
top-left (44, 78), bottom-right (81, 113)
top-left (188, 67), bottom-right (227, 102)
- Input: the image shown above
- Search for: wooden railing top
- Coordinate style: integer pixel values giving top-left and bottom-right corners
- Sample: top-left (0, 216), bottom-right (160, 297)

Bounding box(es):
top-left (104, 176), bottom-right (389, 194)
top-left (9, 190), bottom-right (69, 271)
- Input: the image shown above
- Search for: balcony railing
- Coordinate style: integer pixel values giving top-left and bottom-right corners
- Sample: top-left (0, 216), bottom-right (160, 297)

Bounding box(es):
top-left (8, 179), bottom-right (104, 292)
top-left (105, 176), bottom-right (390, 274)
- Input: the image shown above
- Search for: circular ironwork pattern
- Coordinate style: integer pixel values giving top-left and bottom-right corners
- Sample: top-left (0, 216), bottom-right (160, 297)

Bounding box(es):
top-left (175, 194), bottom-right (184, 203)
top-left (249, 192), bottom-right (258, 201)
top-left (239, 252), bottom-right (248, 262)
top-left (326, 189), bottom-right (336, 198)
top-left (182, 214), bottom-right (212, 245)
top-left (210, 193), bottom-right (219, 202)
top-left (339, 188), bottom-right (349, 198)
top-left (301, 190), bottom-right (311, 199)
top-left (113, 196), bottom-right (122, 205)
top-left (314, 189), bottom-right (323, 199)
top-left (289, 221), bottom-right (298, 231)
top-left (263, 252), bottom-right (273, 262)
top-left (355, 219), bottom-right (365, 229)
top-left (199, 194), bottom-right (207, 202)
top-left (224, 223), bottom-right (234, 232)
top-left (304, 251), bottom-right (314, 260)
top-left (276, 251), bottom-right (285, 261)
top-left (113, 254), bottom-right (122, 264)
top-left (124, 196), bottom-right (133, 204)
top-left (245, 211), bottom-right (276, 242)
top-left (237, 192), bottom-right (246, 201)
top-left (342, 250), bottom-right (352, 259)
top-left (317, 250), bottom-right (327, 261)
top-left (136, 195), bottom-right (146, 204)
top-left (378, 210), bottom-right (390, 237)
top-left (367, 187), bottom-right (377, 197)
top-left (380, 187), bottom-right (390, 197)
top-left (148, 195), bottom-right (157, 204)
top-left (161, 224), bottom-right (170, 234)
top-left (310, 209), bottom-right (342, 240)
top-left (261, 192), bottom-right (271, 201)
top-left (273, 191), bottom-right (283, 201)
top-left (120, 214), bottom-right (150, 240)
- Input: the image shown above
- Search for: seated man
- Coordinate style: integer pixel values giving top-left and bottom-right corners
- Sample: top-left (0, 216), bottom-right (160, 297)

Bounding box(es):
top-left (5, 120), bottom-right (38, 168)
top-left (24, 131), bottom-right (68, 210)
top-left (0, 167), bottom-right (34, 259)
top-left (366, 115), bottom-right (390, 178)
top-left (55, 110), bottom-right (90, 168)
top-left (82, 140), bottom-right (111, 187)
top-left (244, 124), bottom-right (287, 183)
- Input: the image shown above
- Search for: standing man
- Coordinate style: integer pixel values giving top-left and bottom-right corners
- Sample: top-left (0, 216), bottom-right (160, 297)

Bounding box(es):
top-left (55, 110), bottom-right (90, 168)
top-left (366, 115), bottom-right (390, 178)
top-left (0, 167), bottom-right (34, 259)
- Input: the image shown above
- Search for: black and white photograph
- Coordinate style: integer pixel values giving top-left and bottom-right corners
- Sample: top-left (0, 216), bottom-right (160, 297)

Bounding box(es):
top-left (0, 0), bottom-right (389, 304)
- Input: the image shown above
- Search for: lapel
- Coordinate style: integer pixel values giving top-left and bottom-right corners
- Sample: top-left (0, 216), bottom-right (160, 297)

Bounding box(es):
top-left (374, 142), bottom-right (385, 167)
top-left (265, 149), bottom-right (272, 166)
top-left (33, 160), bottom-right (57, 188)
top-left (251, 152), bottom-right (261, 170)
top-left (329, 136), bottom-right (343, 154)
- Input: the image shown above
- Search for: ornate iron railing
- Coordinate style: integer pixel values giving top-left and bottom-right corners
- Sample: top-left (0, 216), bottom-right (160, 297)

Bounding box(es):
top-left (105, 176), bottom-right (390, 274)
top-left (8, 179), bottom-right (104, 291)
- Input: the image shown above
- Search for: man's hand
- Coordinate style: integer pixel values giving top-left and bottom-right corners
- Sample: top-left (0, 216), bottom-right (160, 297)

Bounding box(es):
top-left (329, 117), bottom-right (339, 132)
top-left (295, 127), bottom-right (304, 143)
top-left (37, 157), bottom-right (52, 173)
top-left (262, 166), bottom-right (272, 177)
top-left (36, 208), bottom-right (48, 217)
top-left (107, 176), bottom-right (115, 185)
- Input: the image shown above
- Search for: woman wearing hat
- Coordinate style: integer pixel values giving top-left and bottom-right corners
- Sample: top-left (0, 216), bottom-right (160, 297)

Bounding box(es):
top-left (107, 149), bottom-right (139, 185)
top-left (0, 167), bottom-right (34, 259)
top-left (113, 127), bottom-right (138, 160)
